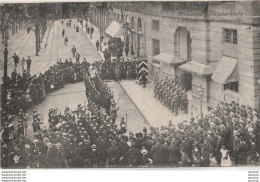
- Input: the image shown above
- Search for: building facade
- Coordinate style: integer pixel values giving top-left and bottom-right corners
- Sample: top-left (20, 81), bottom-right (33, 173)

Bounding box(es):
top-left (112, 2), bottom-right (147, 58)
top-left (91, 2), bottom-right (260, 113)
top-left (143, 1), bottom-right (260, 113)
top-left (86, 2), bottom-right (114, 38)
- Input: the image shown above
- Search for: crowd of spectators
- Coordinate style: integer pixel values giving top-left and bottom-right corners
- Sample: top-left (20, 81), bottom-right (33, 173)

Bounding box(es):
top-left (93, 57), bottom-right (137, 81)
top-left (106, 37), bottom-right (124, 59)
top-left (2, 97), bottom-right (260, 168)
top-left (1, 56), bottom-right (260, 168)
top-left (2, 59), bottom-right (89, 117)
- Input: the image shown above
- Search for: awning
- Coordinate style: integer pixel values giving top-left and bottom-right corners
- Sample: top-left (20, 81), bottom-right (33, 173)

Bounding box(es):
top-left (136, 56), bottom-right (147, 62)
top-left (105, 21), bottom-right (124, 37)
top-left (211, 56), bottom-right (239, 84)
top-left (179, 61), bottom-right (214, 75)
top-left (152, 53), bottom-right (184, 66)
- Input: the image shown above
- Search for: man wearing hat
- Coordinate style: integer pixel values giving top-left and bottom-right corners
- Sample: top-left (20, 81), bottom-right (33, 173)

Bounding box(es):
top-left (45, 142), bottom-right (57, 168)
top-left (126, 141), bottom-right (142, 167)
top-left (90, 144), bottom-right (98, 167)
top-left (55, 143), bottom-right (68, 168)
top-left (160, 138), bottom-right (170, 166)
top-left (168, 139), bottom-right (180, 167)
top-left (151, 139), bottom-right (163, 167)
top-left (179, 147), bottom-right (190, 167)
top-left (117, 136), bottom-right (129, 167)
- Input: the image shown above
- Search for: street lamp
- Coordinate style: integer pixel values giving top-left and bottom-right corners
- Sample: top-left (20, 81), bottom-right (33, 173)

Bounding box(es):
top-left (198, 86), bottom-right (205, 119)
top-left (2, 20), bottom-right (9, 109)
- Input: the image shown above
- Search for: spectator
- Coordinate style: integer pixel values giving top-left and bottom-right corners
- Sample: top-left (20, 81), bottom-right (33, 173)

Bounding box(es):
top-left (12, 53), bottom-right (20, 68)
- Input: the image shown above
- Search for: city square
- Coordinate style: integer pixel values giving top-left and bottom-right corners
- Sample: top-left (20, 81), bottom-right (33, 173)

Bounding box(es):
top-left (1, 2), bottom-right (260, 168)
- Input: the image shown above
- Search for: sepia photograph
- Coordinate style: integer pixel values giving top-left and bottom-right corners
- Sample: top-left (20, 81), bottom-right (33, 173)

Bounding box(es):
top-left (1, 1), bottom-right (260, 169)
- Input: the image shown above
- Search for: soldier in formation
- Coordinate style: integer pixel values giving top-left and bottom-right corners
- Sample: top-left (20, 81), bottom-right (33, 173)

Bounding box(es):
top-left (153, 76), bottom-right (188, 115)
top-left (1, 52), bottom-right (260, 168)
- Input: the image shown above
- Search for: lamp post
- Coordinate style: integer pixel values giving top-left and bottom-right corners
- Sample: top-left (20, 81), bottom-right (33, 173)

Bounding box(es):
top-left (2, 21), bottom-right (9, 109)
top-left (3, 29), bottom-right (9, 80)
top-left (198, 86), bottom-right (205, 119)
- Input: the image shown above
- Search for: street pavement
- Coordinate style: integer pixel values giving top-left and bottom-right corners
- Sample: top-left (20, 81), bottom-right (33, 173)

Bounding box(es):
top-left (76, 19), bottom-right (106, 60)
top-left (20, 19), bottom-right (147, 137)
top-left (26, 82), bottom-right (86, 138)
top-left (106, 81), bottom-right (150, 133)
top-left (0, 29), bottom-right (33, 77)
top-left (77, 18), bottom-right (192, 128)
top-left (0, 26), bottom-right (30, 63)
top-left (6, 18), bottom-right (193, 136)
top-left (5, 19), bottom-right (194, 136)
top-left (1, 19), bottom-right (103, 83)
top-left (26, 80), bottom-right (149, 137)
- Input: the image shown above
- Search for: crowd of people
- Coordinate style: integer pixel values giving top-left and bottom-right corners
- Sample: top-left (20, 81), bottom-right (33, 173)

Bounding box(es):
top-left (153, 75), bottom-right (188, 115)
top-left (76, 17), bottom-right (94, 39)
top-left (2, 57), bottom-right (260, 168)
top-left (95, 56), bottom-right (137, 81)
top-left (2, 59), bottom-right (89, 118)
top-left (1, 18), bottom-right (260, 168)
top-left (106, 37), bottom-right (124, 59)
top-left (2, 95), bottom-right (260, 168)
top-left (2, 56), bottom-right (260, 168)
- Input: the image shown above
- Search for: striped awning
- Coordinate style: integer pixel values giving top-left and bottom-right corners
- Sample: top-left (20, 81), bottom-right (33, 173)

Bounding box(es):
top-left (152, 53), bottom-right (184, 66)
top-left (211, 56), bottom-right (239, 84)
top-left (179, 61), bottom-right (214, 75)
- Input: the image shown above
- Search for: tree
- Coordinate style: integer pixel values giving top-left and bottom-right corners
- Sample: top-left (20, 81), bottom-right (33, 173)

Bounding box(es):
top-left (25, 3), bottom-right (53, 56)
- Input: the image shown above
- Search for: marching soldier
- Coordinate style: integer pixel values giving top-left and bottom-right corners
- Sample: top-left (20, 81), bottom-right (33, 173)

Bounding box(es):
top-left (181, 93), bottom-right (188, 114)
top-left (167, 85), bottom-right (172, 108)
top-left (174, 94), bottom-right (179, 116)
top-left (170, 92), bottom-right (175, 113)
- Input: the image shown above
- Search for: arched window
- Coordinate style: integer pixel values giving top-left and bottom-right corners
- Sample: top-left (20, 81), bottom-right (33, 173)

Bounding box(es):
top-left (138, 18), bottom-right (142, 30)
top-left (174, 27), bottom-right (192, 62)
top-left (131, 17), bottom-right (135, 29)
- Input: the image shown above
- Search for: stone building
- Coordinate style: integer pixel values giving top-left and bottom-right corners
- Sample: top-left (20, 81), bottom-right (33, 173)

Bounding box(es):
top-left (144, 1), bottom-right (260, 113)
top-left (89, 2), bottom-right (112, 36)
top-left (91, 1), bottom-right (260, 113)
top-left (107, 2), bottom-right (147, 59)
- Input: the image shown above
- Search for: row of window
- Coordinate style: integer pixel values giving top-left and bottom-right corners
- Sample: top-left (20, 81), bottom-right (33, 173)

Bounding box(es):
top-left (151, 19), bottom-right (237, 45)
top-left (152, 31), bottom-right (238, 56)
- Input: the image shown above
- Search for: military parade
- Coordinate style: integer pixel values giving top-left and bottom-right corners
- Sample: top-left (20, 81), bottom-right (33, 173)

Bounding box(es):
top-left (153, 75), bottom-right (188, 115)
top-left (1, 2), bottom-right (260, 171)
top-left (1, 51), bottom-right (260, 168)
